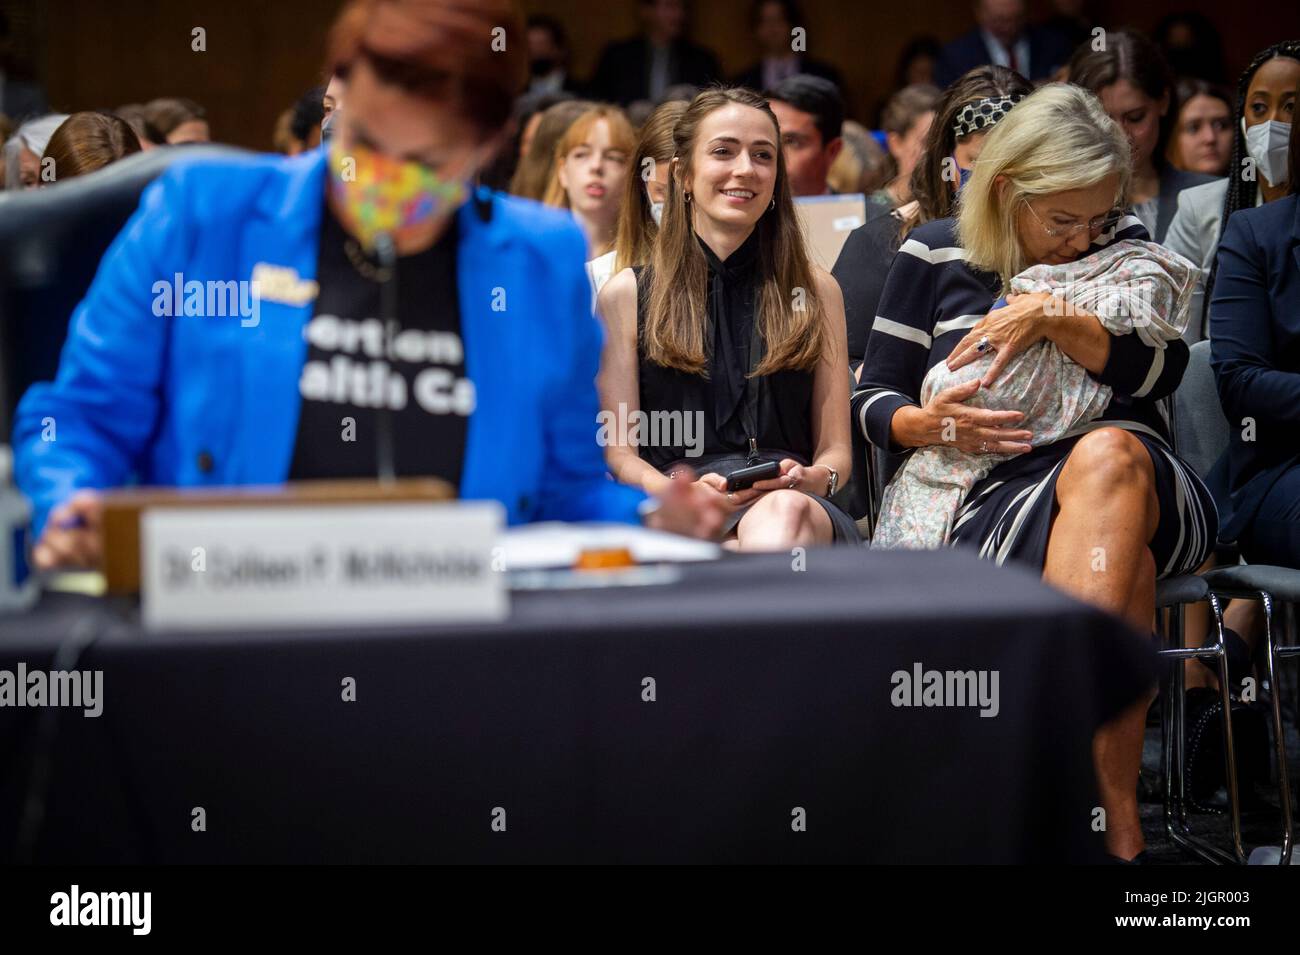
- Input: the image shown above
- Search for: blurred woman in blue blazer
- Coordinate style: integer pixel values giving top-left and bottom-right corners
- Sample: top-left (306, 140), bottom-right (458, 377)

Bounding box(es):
top-left (13, 0), bottom-right (722, 569)
top-left (1211, 102), bottom-right (1300, 567)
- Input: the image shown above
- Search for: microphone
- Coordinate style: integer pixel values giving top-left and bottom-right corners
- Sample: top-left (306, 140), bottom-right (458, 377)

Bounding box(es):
top-left (371, 232), bottom-right (397, 485)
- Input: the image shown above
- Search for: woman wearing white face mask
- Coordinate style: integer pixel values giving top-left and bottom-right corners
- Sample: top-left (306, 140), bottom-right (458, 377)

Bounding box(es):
top-left (1165, 41), bottom-right (1300, 342)
top-left (584, 100), bottom-right (686, 298)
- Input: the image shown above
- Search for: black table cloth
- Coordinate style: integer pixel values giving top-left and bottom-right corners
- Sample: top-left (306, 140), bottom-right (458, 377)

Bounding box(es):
top-left (0, 547), bottom-right (1155, 863)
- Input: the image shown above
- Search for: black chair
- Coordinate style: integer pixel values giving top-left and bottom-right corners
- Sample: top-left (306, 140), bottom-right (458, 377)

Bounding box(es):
top-left (1200, 491), bottom-right (1300, 859)
top-left (0, 145), bottom-right (247, 436)
top-left (1155, 341), bottom-right (1251, 863)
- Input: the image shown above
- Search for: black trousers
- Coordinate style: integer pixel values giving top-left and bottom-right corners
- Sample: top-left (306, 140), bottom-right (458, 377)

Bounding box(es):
top-left (1241, 463), bottom-right (1300, 568)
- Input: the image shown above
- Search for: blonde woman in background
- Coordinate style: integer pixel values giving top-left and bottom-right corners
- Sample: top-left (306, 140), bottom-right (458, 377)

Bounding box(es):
top-left (544, 105), bottom-right (635, 285)
top-left (826, 119), bottom-right (890, 197)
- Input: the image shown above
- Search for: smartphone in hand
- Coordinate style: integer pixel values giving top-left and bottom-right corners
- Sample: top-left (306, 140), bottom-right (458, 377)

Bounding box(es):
top-left (724, 460), bottom-right (780, 492)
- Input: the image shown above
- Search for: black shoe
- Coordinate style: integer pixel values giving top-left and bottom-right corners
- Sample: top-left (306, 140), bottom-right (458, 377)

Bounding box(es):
top-left (1197, 627), bottom-right (1253, 689)
top-left (1184, 686), bottom-right (1271, 814)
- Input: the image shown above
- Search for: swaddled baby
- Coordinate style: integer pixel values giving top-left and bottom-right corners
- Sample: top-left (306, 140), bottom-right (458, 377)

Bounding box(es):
top-left (873, 239), bottom-right (1197, 550)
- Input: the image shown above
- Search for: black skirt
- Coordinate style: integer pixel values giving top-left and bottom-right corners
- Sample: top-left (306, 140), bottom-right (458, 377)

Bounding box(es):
top-left (666, 452), bottom-right (861, 546)
top-left (948, 429), bottom-right (1217, 578)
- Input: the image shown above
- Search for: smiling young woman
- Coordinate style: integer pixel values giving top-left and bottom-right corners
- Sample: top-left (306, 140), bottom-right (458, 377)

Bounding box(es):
top-left (596, 86), bottom-right (858, 551)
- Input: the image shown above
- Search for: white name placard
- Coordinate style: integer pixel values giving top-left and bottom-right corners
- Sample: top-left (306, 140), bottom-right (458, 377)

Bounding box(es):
top-left (140, 502), bottom-right (507, 631)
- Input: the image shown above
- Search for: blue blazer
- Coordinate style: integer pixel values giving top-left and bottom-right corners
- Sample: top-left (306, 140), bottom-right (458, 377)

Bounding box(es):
top-left (1209, 194), bottom-right (1300, 542)
top-left (12, 149), bottom-right (646, 534)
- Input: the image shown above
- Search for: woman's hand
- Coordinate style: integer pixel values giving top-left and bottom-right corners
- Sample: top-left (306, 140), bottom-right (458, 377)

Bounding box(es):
top-left (696, 471), bottom-right (765, 510)
top-left (750, 458), bottom-right (832, 496)
top-left (642, 470), bottom-right (730, 539)
top-left (33, 489), bottom-right (104, 571)
top-left (946, 291), bottom-right (1056, 386)
top-left (915, 378), bottom-right (1034, 454)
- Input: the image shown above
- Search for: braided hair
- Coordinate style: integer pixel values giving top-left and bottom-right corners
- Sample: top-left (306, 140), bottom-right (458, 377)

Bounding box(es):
top-left (1202, 40), bottom-right (1300, 323)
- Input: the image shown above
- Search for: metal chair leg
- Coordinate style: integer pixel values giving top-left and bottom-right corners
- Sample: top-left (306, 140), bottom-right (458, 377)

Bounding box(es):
top-left (1258, 591), bottom-right (1294, 864)
top-left (1164, 593), bottom-right (1245, 864)
top-left (1210, 591), bottom-right (1247, 864)
top-left (1161, 604), bottom-right (1180, 847)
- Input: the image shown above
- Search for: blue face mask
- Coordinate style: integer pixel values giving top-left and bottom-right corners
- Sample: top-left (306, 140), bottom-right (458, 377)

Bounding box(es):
top-left (953, 155), bottom-right (972, 192)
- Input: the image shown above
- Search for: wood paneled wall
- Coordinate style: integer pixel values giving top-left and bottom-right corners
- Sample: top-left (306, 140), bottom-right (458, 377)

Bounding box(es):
top-left (17, 0), bottom-right (1300, 151)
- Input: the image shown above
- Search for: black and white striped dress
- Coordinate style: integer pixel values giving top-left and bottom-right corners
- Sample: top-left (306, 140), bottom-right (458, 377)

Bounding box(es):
top-left (852, 215), bottom-right (1217, 578)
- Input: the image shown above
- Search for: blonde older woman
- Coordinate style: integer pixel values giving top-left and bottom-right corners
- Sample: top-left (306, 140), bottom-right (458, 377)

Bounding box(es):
top-left (854, 83), bottom-right (1216, 862)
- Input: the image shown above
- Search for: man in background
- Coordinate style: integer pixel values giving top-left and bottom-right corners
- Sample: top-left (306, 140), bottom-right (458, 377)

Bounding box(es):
top-left (768, 74), bottom-right (843, 197)
top-left (934, 0), bottom-right (1073, 87)
top-left (526, 15), bottom-right (581, 96)
top-left (587, 0), bottom-right (720, 106)
top-left (733, 0), bottom-right (842, 101)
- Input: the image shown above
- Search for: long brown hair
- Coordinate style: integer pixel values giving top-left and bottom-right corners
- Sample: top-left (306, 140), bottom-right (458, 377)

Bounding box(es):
top-left (644, 86), bottom-right (825, 376)
top-left (613, 100), bottom-right (686, 273)
top-left (906, 65), bottom-right (1032, 238)
top-left (1067, 29), bottom-right (1175, 172)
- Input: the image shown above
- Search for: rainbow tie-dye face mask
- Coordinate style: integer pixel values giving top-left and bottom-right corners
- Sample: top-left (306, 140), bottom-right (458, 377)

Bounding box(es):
top-left (327, 138), bottom-right (470, 251)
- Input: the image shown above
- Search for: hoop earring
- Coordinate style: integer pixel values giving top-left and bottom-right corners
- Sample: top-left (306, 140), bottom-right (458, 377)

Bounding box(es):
top-left (769, 198), bottom-right (775, 211)
top-left (684, 192), bottom-right (692, 203)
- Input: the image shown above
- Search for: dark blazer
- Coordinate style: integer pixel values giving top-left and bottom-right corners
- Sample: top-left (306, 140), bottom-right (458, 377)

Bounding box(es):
top-left (1209, 193), bottom-right (1300, 542)
top-left (1154, 166), bottom-right (1216, 245)
top-left (586, 36), bottom-right (720, 105)
top-left (731, 57), bottom-right (843, 95)
top-left (832, 204), bottom-right (903, 369)
top-left (934, 26), bottom-right (1073, 88)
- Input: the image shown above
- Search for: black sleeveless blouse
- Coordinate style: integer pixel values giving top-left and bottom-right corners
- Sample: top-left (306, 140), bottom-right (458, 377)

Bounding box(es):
top-left (634, 230), bottom-right (815, 471)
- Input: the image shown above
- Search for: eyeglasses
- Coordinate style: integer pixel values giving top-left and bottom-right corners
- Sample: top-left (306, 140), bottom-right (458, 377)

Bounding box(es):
top-left (1024, 202), bottom-right (1123, 240)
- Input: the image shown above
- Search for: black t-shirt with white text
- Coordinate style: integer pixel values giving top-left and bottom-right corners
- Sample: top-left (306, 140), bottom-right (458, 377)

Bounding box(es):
top-left (288, 204), bottom-right (472, 487)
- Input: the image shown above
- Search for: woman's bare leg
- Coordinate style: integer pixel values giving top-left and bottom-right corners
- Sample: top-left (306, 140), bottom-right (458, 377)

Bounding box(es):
top-left (734, 490), bottom-right (833, 551)
top-left (1043, 428), bottom-right (1161, 860)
